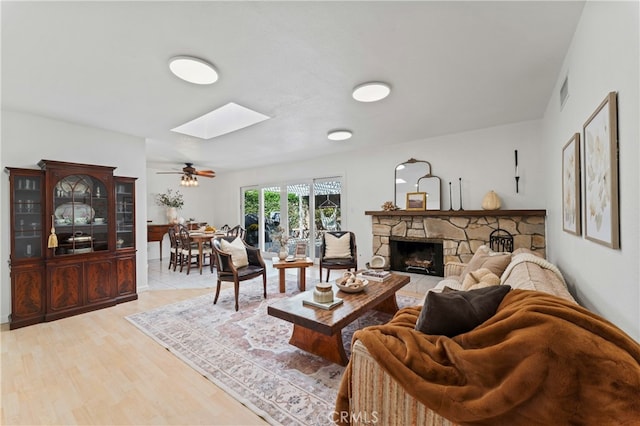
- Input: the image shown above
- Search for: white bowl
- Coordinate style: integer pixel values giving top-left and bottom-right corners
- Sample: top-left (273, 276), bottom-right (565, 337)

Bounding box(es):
top-left (336, 278), bottom-right (369, 293)
top-left (94, 218), bottom-right (104, 224)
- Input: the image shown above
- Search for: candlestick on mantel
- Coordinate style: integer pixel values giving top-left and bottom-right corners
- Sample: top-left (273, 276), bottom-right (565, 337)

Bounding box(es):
top-left (515, 149), bottom-right (520, 193)
top-left (449, 182), bottom-right (453, 211)
top-left (458, 177), bottom-right (464, 211)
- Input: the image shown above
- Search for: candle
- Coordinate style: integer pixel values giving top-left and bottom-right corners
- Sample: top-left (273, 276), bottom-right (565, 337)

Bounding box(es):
top-left (515, 149), bottom-right (518, 166)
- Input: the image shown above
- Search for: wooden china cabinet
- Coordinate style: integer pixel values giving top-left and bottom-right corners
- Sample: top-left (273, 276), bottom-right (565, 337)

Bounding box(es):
top-left (6, 160), bottom-right (137, 329)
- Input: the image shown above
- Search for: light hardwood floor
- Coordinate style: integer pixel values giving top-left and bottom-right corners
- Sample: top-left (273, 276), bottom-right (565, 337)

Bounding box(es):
top-left (1, 288), bottom-right (268, 425)
top-left (1, 259), bottom-right (437, 425)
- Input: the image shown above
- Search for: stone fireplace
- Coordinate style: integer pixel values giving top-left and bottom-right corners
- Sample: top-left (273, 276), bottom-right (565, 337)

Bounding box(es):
top-left (366, 209), bottom-right (546, 276)
top-left (389, 238), bottom-right (444, 276)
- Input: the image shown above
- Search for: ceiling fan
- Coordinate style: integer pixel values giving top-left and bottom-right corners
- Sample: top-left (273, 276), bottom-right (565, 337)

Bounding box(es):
top-left (156, 162), bottom-right (215, 186)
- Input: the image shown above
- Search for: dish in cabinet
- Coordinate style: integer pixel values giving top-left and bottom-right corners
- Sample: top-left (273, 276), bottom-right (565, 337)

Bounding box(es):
top-left (55, 202), bottom-right (95, 221)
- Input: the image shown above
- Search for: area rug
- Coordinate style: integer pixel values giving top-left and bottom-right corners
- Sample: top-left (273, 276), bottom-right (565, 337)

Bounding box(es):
top-left (126, 276), bottom-right (420, 426)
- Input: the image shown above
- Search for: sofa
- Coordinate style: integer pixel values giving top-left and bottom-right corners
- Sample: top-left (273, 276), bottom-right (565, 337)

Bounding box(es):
top-left (335, 247), bottom-right (640, 425)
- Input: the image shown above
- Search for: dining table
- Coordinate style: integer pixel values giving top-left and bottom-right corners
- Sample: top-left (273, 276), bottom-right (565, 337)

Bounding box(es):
top-left (188, 230), bottom-right (227, 274)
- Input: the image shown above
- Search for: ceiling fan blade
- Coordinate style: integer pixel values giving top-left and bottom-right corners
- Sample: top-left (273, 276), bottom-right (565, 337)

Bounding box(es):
top-left (156, 171), bottom-right (184, 175)
top-left (195, 170), bottom-right (216, 177)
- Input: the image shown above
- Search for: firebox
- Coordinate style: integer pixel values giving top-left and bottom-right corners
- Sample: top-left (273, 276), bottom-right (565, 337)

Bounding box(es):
top-left (389, 238), bottom-right (444, 276)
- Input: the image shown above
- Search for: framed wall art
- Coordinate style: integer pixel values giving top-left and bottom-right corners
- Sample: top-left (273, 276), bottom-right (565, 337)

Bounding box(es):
top-left (406, 192), bottom-right (426, 211)
top-left (583, 91), bottom-right (619, 249)
top-left (562, 133), bottom-right (581, 235)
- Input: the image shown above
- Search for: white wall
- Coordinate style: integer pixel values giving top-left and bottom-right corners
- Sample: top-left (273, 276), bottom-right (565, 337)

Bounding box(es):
top-left (210, 120), bottom-right (546, 269)
top-left (542, 1), bottom-right (639, 340)
top-left (1, 110), bottom-right (149, 323)
top-left (145, 167), bottom-right (219, 260)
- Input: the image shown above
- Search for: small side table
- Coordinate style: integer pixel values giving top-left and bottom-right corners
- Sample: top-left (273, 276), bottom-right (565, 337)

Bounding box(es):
top-left (272, 257), bottom-right (314, 293)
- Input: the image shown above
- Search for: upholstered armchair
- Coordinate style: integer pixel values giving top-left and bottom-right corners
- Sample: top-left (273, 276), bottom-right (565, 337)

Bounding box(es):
top-left (319, 231), bottom-right (357, 282)
top-left (211, 236), bottom-right (267, 311)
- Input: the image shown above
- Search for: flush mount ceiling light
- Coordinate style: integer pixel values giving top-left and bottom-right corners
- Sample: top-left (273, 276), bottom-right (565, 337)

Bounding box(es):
top-left (352, 81), bottom-right (391, 102)
top-left (169, 56), bottom-right (218, 85)
top-left (327, 129), bottom-right (353, 141)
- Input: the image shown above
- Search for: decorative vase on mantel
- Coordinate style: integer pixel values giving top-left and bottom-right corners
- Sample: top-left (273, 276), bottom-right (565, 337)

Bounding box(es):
top-left (481, 190), bottom-right (502, 210)
top-left (166, 207), bottom-right (178, 224)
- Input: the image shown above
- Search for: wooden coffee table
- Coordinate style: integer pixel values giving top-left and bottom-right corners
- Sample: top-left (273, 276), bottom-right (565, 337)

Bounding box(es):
top-left (272, 257), bottom-right (314, 292)
top-left (267, 273), bottom-right (410, 365)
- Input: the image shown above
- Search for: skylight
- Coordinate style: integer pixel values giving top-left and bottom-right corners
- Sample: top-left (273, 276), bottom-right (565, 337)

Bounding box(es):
top-left (171, 102), bottom-right (270, 139)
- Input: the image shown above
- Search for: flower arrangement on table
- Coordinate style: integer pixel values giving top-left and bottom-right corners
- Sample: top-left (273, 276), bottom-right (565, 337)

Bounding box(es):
top-left (271, 225), bottom-right (290, 250)
top-left (155, 189), bottom-right (184, 209)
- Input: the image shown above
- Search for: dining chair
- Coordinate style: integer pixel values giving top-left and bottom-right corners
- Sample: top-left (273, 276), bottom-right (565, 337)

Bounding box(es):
top-left (167, 225), bottom-right (182, 271)
top-left (211, 236), bottom-right (267, 311)
top-left (227, 225), bottom-right (246, 241)
top-left (319, 231), bottom-right (358, 282)
top-left (178, 227), bottom-right (201, 274)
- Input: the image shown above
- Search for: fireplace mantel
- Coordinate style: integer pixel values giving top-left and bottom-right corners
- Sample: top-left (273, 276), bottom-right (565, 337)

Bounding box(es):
top-left (365, 209), bottom-right (546, 217)
top-left (368, 209), bottom-right (546, 267)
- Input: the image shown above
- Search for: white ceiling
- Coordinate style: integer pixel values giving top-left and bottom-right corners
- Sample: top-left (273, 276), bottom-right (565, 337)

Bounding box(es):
top-left (2, 1), bottom-right (585, 174)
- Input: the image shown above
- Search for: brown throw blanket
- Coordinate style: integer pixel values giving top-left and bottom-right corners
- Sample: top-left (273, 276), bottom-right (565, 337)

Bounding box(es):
top-left (336, 289), bottom-right (640, 425)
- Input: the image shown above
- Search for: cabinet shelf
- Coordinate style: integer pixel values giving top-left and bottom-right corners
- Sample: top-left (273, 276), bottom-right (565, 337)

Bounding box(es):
top-left (7, 162), bottom-right (138, 329)
top-left (15, 235), bottom-right (41, 240)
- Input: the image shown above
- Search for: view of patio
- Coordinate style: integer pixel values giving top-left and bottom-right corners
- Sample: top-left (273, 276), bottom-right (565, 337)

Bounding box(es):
top-left (243, 180), bottom-right (342, 260)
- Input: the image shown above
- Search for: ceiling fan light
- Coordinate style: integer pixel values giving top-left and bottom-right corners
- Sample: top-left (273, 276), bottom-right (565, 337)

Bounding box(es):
top-left (169, 56), bottom-right (218, 85)
top-left (352, 81), bottom-right (391, 102)
top-left (327, 129), bottom-right (353, 141)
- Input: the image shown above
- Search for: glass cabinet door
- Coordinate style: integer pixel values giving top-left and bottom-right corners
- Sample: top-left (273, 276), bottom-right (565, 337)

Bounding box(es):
top-left (52, 174), bottom-right (109, 256)
top-left (115, 179), bottom-right (135, 249)
top-left (12, 174), bottom-right (44, 260)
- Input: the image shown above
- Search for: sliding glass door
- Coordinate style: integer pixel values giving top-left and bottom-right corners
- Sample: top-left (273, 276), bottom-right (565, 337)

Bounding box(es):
top-left (241, 177), bottom-right (342, 259)
top-left (312, 179), bottom-right (342, 260)
top-left (262, 186), bottom-right (282, 255)
top-left (286, 183), bottom-right (310, 257)
top-left (242, 187), bottom-right (260, 247)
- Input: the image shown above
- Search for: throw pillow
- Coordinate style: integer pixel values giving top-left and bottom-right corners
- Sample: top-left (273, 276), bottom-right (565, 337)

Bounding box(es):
top-left (220, 237), bottom-right (249, 268)
top-left (460, 245), bottom-right (511, 283)
top-left (415, 285), bottom-right (512, 337)
top-left (324, 232), bottom-right (352, 258)
top-left (462, 268), bottom-right (501, 290)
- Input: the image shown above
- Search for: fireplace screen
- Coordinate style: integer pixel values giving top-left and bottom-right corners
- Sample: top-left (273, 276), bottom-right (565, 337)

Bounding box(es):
top-left (390, 238), bottom-right (444, 276)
